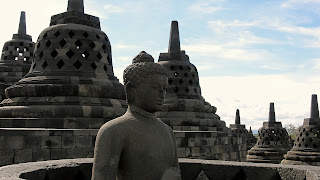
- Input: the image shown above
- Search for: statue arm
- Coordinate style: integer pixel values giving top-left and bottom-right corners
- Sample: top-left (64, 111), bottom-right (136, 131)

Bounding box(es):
top-left (92, 124), bottom-right (123, 180)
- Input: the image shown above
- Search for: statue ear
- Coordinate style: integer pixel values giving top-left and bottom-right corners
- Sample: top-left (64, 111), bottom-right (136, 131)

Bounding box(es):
top-left (126, 84), bottom-right (135, 103)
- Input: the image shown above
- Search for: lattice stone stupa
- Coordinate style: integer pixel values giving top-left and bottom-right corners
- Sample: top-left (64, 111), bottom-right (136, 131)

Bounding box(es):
top-left (0, 0), bottom-right (126, 128)
top-left (156, 21), bottom-right (246, 160)
top-left (282, 94), bottom-right (320, 165)
top-left (247, 103), bottom-right (291, 163)
top-left (0, 0), bottom-right (126, 166)
top-left (0, 11), bottom-right (34, 100)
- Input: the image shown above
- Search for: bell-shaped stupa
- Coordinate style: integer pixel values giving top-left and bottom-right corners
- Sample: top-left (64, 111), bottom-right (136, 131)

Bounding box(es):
top-left (0, 0), bottom-right (126, 129)
top-left (230, 109), bottom-right (248, 135)
top-left (156, 21), bottom-right (246, 161)
top-left (247, 126), bottom-right (257, 151)
top-left (247, 103), bottom-right (291, 163)
top-left (157, 21), bottom-right (225, 132)
top-left (282, 94), bottom-right (320, 165)
top-left (0, 11), bottom-right (34, 99)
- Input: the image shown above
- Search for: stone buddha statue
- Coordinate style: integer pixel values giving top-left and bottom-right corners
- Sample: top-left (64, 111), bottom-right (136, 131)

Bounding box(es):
top-left (92, 51), bottom-right (181, 180)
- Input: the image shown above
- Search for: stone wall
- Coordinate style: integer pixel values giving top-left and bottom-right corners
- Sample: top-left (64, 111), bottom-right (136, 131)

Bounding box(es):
top-left (175, 131), bottom-right (247, 161)
top-left (1, 158), bottom-right (320, 180)
top-left (0, 129), bottom-right (247, 166)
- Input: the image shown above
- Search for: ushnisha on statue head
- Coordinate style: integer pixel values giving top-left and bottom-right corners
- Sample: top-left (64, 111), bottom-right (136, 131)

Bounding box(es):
top-left (123, 51), bottom-right (168, 113)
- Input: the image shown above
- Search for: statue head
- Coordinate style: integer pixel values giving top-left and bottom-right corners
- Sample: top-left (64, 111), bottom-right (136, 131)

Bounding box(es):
top-left (123, 51), bottom-right (168, 113)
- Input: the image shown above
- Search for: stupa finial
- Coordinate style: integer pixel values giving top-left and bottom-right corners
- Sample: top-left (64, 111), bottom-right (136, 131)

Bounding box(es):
top-left (310, 94), bottom-right (319, 119)
top-left (18, 11), bottom-right (26, 35)
top-left (168, 21), bottom-right (181, 57)
top-left (249, 126), bottom-right (252, 133)
top-left (268, 102), bottom-right (276, 123)
top-left (67, 0), bottom-right (84, 13)
top-left (235, 109), bottom-right (240, 124)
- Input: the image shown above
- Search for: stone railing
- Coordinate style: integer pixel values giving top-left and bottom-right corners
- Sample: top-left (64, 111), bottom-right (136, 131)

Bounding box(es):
top-left (0, 158), bottom-right (320, 180)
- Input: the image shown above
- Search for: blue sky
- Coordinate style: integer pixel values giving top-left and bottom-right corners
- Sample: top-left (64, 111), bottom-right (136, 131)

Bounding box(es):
top-left (1, 0), bottom-right (320, 130)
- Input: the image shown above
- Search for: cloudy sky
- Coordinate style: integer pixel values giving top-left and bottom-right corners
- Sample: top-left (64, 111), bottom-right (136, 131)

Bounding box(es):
top-left (1, 0), bottom-right (320, 131)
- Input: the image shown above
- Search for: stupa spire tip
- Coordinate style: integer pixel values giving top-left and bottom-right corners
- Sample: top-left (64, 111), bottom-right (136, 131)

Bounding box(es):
top-left (18, 11), bottom-right (26, 35)
top-left (235, 109), bottom-right (240, 124)
top-left (67, 0), bottom-right (84, 13)
top-left (268, 102), bottom-right (276, 122)
top-left (311, 94), bottom-right (319, 119)
top-left (168, 20), bottom-right (181, 55)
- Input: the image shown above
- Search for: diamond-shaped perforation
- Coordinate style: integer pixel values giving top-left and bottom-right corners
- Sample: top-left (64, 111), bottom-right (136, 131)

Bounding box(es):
top-left (90, 42), bottom-right (96, 49)
top-left (188, 66), bottom-right (191, 71)
top-left (37, 43), bottom-right (41, 49)
top-left (39, 51), bottom-right (44, 59)
top-left (82, 51), bottom-right (89, 59)
top-left (102, 44), bottom-right (107, 52)
top-left (170, 65), bottom-right (174, 70)
top-left (32, 63), bottom-right (36, 70)
top-left (75, 40), bottom-right (82, 49)
top-left (51, 50), bottom-right (58, 58)
top-left (184, 72), bottom-right (188, 77)
top-left (43, 33), bottom-right (48, 39)
top-left (83, 32), bottom-right (89, 38)
top-left (192, 74), bottom-right (196, 78)
top-left (42, 60), bottom-right (48, 69)
top-left (174, 72), bottom-right (178, 77)
top-left (68, 30), bottom-right (75, 38)
top-left (168, 79), bottom-right (173, 85)
top-left (57, 60), bottom-right (65, 69)
top-left (185, 87), bottom-right (189, 93)
top-left (54, 31), bottom-right (60, 37)
top-left (107, 55), bottom-right (112, 64)
top-left (91, 62), bottom-right (97, 70)
top-left (174, 87), bottom-right (179, 93)
top-left (189, 80), bottom-right (193, 85)
top-left (103, 64), bottom-right (108, 73)
top-left (59, 39), bottom-right (66, 47)
top-left (179, 65), bottom-right (183, 70)
top-left (66, 50), bottom-right (74, 59)
top-left (97, 53), bottom-right (102, 60)
top-left (46, 40), bottom-right (51, 47)
top-left (96, 34), bottom-right (101, 40)
top-left (179, 79), bottom-right (183, 85)
top-left (73, 60), bottom-right (82, 69)
top-left (194, 88), bottom-right (198, 93)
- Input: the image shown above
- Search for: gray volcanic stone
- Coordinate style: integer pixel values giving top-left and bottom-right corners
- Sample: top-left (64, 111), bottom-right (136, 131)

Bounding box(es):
top-left (247, 126), bottom-right (257, 151)
top-left (247, 103), bottom-right (291, 164)
top-left (0, 11), bottom-right (34, 99)
top-left (92, 52), bottom-right (181, 179)
top-left (0, 0), bottom-right (126, 129)
top-left (282, 94), bottom-right (320, 166)
top-left (156, 21), bottom-right (225, 132)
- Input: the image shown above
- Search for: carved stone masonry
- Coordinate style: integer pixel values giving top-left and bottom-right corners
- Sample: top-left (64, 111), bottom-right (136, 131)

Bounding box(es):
top-left (247, 103), bottom-right (291, 163)
top-left (0, 11), bottom-right (34, 99)
top-left (282, 94), bottom-right (320, 165)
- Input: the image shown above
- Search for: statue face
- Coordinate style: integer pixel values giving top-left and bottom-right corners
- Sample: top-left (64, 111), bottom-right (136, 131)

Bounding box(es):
top-left (131, 74), bottom-right (168, 113)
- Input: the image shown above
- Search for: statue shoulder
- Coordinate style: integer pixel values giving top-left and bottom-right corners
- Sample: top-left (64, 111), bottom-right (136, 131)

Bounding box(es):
top-left (98, 113), bottom-right (134, 136)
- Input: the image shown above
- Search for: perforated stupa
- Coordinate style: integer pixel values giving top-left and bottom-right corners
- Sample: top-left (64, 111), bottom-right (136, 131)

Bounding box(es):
top-left (0, 0), bottom-right (126, 129)
top-left (282, 94), bottom-right (320, 165)
top-left (247, 103), bottom-right (291, 163)
top-left (0, 11), bottom-right (34, 99)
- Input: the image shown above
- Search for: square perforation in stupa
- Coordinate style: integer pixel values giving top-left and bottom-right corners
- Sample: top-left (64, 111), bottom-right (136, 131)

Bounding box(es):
top-left (1, 41), bottom-right (34, 63)
top-left (31, 29), bottom-right (111, 74)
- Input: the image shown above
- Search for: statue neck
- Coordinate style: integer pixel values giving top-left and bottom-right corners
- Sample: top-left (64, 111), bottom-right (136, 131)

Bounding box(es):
top-left (128, 105), bottom-right (155, 119)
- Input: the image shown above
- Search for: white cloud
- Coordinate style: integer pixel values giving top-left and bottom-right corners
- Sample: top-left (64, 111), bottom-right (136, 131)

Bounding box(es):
top-left (103, 4), bottom-right (124, 14)
top-left (200, 74), bottom-right (320, 130)
top-left (282, 0), bottom-right (320, 8)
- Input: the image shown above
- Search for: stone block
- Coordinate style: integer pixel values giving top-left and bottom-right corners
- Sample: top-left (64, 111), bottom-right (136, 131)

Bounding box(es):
top-left (174, 132), bottom-right (185, 138)
top-left (191, 147), bottom-right (201, 157)
top-left (51, 149), bottom-right (68, 160)
top-left (0, 150), bottom-right (14, 166)
top-left (14, 149), bottom-right (32, 164)
top-left (86, 147), bottom-right (94, 158)
top-left (41, 136), bottom-right (61, 149)
top-left (76, 136), bottom-right (92, 148)
top-left (62, 136), bottom-right (75, 148)
top-left (67, 148), bottom-right (87, 158)
top-left (188, 138), bottom-right (196, 147)
top-left (73, 130), bottom-right (90, 136)
top-left (24, 136), bottom-right (41, 149)
top-left (32, 149), bottom-right (50, 161)
top-left (177, 148), bottom-right (187, 158)
top-left (0, 136), bottom-right (24, 149)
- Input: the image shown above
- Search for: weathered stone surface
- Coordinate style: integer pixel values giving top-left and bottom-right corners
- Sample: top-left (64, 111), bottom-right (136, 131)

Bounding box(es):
top-left (1, 158), bottom-right (320, 180)
top-left (282, 94), bottom-right (320, 166)
top-left (156, 21), bottom-right (246, 161)
top-left (92, 51), bottom-right (181, 179)
top-left (247, 103), bottom-right (291, 164)
top-left (0, 0), bottom-right (126, 129)
top-left (0, 11), bottom-right (34, 100)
